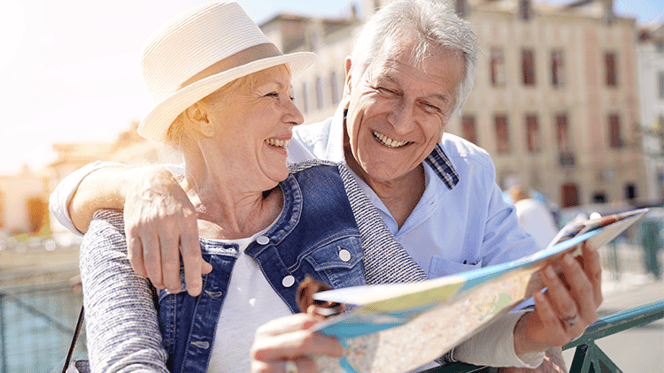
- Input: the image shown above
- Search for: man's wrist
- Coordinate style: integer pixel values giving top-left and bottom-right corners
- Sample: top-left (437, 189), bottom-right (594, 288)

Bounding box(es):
top-left (513, 310), bottom-right (549, 356)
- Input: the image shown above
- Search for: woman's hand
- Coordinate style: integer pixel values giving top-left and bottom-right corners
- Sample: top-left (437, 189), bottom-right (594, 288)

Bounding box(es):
top-left (251, 313), bottom-right (345, 373)
top-left (514, 242), bottom-right (603, 356)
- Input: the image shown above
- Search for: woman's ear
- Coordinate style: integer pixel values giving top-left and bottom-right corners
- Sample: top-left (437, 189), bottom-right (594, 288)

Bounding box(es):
top-left (184, 102), bottom-right (214, 137)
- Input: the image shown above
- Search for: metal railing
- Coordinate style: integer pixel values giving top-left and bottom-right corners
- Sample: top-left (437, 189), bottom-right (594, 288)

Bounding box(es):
top-left (0, 282), bottom-right (86, 373)
top-left (427, 300), bottom-right (664, 373)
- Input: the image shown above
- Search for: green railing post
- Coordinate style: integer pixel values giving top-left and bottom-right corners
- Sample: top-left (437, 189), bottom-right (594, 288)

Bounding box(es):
top-left (563, 300), bottom-right (664, 373)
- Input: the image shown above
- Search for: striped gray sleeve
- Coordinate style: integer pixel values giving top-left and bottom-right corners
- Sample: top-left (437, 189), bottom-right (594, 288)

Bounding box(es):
top-left (80, 209), bottom-right (169, 373)
top-left (337, 163), bottom-right (428, 284)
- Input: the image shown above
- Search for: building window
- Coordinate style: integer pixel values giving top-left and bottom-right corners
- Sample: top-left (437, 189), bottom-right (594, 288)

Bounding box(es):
top-left (330, 71), bottom-right (340, 105)
top-left (658, 71), bottom-right (664, 100)
top-left (455, 0), bottom-right (467, 16)
top-left (556, 114), bottom-right (570, 151)
top-left (522, 49), bottom-right (536, 86)
top-left (592, 192), bottom-right (607, 204)
top-left (526, 114), bottom-right (540, 153)
top-left (315, 77), bottom-right (324, 110)
top-left (462, 115), bottom-right (477, 145)
top-left (495, 115), bottom-right (510, 154)
top-left (490, 49), bottom-right (506, 86)
top-left (520, 0), bottom-right (531, 20)
top-left (27, 198), bottom-right (47, 234)
top-left (608, 114), bottom-right (622, 149)
top-left (300, 82), bottom-right (308, 114)
top-left (561, 182), bottom-right (580, 208)
top-left (605, 52), bottom-right (617, 87)
top-left (625, 183), bottom-right (637, 200)
top-left (551, 50), bottom-right (565, 88)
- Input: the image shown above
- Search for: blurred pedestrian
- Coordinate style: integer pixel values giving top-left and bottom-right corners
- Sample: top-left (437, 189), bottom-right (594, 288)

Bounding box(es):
top-left (509, 185), bottom-right (559, 249)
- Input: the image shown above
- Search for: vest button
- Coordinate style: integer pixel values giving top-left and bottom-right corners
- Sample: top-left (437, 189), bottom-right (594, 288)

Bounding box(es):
top-left (339, 249), bottom-right (351, 262)
top-left (282, 275), bottom-right (295, 288)
top-left (256, 236), bottom-right (270, 245)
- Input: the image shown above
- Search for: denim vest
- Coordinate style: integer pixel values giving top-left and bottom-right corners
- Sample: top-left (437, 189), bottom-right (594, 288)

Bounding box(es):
top-left (159, 164), bottom-right (367, 373)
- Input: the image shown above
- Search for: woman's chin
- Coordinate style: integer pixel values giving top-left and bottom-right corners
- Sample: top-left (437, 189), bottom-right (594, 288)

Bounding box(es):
top-left (261, 164), bottom-right (289, 186)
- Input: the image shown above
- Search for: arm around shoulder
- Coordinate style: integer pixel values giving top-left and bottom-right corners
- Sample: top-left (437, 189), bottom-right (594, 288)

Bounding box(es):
top-left (49, 161), bottom-right (126, 234)
top-left (66, 164), bottom-right (183, 234)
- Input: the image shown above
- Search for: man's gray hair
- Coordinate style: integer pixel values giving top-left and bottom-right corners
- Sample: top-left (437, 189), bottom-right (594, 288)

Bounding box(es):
top-left (349, 0), bottom-right (478, 117)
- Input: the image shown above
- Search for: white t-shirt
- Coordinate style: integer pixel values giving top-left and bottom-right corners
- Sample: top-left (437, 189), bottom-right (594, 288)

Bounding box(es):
top-left (207, 226), bottom-right (292, 372)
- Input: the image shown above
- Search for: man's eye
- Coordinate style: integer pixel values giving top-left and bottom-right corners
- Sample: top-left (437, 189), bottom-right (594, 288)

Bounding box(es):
top-left (422, 103), bottom-right (441, 113)
top-left (265, 92), bottom-right (279, 98)
top-left (376, 87), bottom-right (396, 95)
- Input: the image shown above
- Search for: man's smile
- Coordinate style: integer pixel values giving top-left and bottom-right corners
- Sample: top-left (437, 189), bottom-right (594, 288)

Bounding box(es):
top-left (371, 130), bottom-right (410, 148)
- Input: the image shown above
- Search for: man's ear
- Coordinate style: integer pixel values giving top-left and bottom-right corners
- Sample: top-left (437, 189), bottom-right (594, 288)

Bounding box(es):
top-left (184, 102), bottom-right (214, 137)
top-left (343, 56), bottom-right (353, 98)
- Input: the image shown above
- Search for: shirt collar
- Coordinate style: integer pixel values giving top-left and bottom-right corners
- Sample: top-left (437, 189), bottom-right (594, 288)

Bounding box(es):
top-left (331, 109), bottom-right (459, 191)
top-left (424, 143), bottom-right (459, 190)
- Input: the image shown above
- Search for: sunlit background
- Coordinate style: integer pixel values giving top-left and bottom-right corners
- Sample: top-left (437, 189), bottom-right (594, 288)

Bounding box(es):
top-left (0, 0), bottom-right (659, 175)
top-left (0, 1), bottom-right (662, 372)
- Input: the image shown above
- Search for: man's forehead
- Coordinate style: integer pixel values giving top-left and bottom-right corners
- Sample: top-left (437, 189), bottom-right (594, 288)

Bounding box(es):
top-left (370, 54), bottom-right (460, 86)
top-left (371, 44), bottom-right (462, 74)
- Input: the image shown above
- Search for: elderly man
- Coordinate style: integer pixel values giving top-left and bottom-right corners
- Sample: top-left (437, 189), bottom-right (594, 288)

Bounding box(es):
top-left (51, 0), bottom-right (601, 371)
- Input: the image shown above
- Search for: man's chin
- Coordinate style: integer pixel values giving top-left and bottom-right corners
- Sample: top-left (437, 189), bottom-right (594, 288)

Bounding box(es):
top-left (362, 166), bottom-right (410, 185)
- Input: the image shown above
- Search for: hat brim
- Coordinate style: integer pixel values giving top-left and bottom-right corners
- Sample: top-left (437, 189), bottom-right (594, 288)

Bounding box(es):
top-left (138, 51), bottom-right (316, 142)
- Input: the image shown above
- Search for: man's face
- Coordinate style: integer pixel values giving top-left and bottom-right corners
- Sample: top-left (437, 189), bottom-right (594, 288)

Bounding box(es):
top-left (344, 42), bottom-right (464, 185)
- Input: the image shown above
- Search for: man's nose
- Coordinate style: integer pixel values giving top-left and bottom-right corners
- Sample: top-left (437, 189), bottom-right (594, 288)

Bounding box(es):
top-left (387, 99), bottom-right (417, 135)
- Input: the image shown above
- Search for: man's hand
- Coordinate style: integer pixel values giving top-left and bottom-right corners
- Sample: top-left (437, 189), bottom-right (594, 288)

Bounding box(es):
top-left (251, 313), bottom-right (345, 373)
top-left (122, 166), bottom-right (212, 296)
top-left (514, 242), bottom-right (602, 358)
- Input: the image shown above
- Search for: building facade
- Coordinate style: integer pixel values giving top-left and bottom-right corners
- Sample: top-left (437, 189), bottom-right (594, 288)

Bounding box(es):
top-left (43, 122), bottom-right (164, 234)
top-left (0, 167), bottom-right (50, 235)
top-left (636, 22), bottom-right (664, 204)
top-left (264, 0), bottom-right (652, 208)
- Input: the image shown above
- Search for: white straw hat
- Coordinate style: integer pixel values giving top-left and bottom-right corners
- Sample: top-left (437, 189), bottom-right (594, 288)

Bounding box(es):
top-left (137, 1), bottom-right (316, 142)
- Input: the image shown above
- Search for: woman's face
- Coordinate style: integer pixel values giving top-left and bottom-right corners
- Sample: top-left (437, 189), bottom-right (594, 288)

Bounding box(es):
top-left (204, 65), bottom-right (303, 187)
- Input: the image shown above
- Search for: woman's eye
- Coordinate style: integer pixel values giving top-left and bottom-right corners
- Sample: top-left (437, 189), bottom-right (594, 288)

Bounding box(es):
top-left (265, 92), bottom-right (279, 98)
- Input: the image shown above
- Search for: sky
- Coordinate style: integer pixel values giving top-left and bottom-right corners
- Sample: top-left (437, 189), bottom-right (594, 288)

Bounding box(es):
top-left (0, 0), bottom-right (661, 176)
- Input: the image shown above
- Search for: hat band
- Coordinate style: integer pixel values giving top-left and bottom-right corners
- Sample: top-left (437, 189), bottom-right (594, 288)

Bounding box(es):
top-left (180, 43), bottom-right (283, 89)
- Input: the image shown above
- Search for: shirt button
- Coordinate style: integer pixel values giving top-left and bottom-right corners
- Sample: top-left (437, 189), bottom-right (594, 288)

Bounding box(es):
top-left (282, 275), bottom-right (295, 288)
top-left (339, 249), bottom-right (351, 262)
top-left (256, 236), bottom-right (270, 245)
